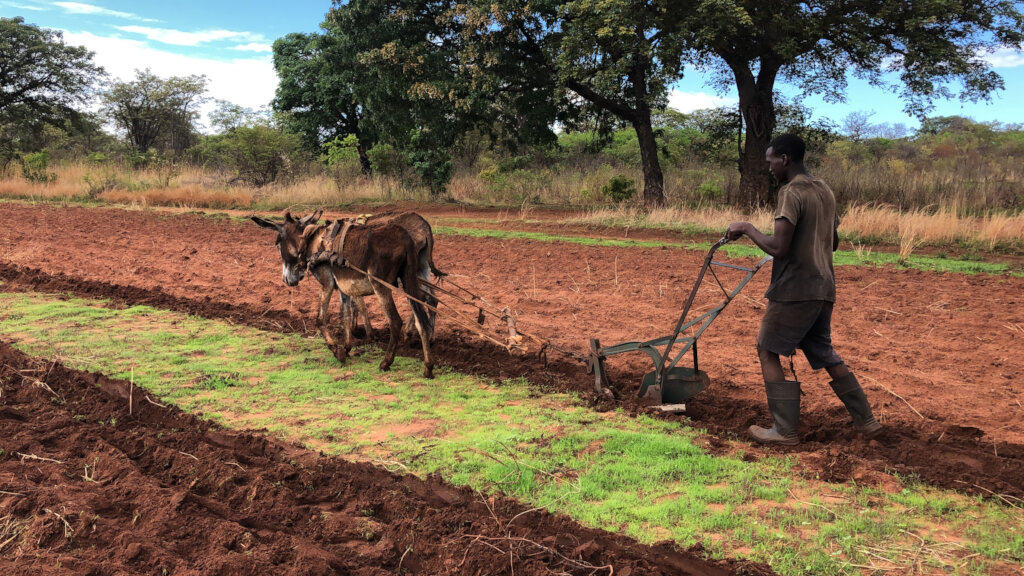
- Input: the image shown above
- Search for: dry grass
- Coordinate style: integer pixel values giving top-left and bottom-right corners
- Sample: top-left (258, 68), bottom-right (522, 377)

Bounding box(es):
top-left (1, 160), bottom-right (1021, 251)
top-left (978, 213), bottom-right (1024, 251)
top-left (842, 204), bottom-right (1023, 249)
top-left (99, 185), bottom-right (253, 208)
top-left (571, 203), bottom-right (1023, 251)
top-left (0, 180), bottom-right (81, 200)
top-left (566, 204), bottom-right (774, 234)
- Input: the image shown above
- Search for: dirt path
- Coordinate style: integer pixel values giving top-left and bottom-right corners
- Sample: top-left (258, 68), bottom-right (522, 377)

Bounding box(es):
top-left (1, 202), bottom-right (1023, 501)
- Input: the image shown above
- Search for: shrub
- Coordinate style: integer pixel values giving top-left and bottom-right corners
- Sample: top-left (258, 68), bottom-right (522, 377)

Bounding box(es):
top-left (366, 144), bottom-right (407, 178)
top-left (601, 174), bottom-right (636, 203)
top-left (192, 126), bottom-right (303, 187)
top-left (20, 150), bottom-right (57, 183)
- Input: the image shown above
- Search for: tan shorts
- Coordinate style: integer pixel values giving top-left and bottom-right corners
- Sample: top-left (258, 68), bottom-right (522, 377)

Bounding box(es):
top-left (757, 300), bottom-right (843, 370)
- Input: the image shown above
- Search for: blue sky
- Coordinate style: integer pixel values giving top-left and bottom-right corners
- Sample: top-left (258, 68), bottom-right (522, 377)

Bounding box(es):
top-left (3, 0), bottom-right (1024, 132)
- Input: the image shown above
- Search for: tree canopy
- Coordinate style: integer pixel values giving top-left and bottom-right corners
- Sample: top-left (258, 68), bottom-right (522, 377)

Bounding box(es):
top-left (0, 17), bottom-right (104, 121)
top-left (100, 69), bottom-right (208, 155)
top-left (0, 17), bottom-right (105, 166)
top-left (675, 0), bottom-right (1024, 205)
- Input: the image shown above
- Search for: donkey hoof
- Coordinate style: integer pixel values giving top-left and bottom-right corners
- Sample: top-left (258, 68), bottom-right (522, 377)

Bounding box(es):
top-left (379, 360), bottom-right (392, 372)
top-left (332, 346), bottom-right (349, 362)
top-left (423, 365), bottom-right (434, 379)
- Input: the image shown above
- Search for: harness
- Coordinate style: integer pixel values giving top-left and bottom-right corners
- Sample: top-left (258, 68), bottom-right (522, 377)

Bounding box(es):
top-left (307, 214), bottom-right (371, 271)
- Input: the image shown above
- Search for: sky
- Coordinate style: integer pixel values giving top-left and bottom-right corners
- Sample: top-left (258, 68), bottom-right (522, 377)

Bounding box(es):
top-left (3, 0), bottom-right (1024, 133)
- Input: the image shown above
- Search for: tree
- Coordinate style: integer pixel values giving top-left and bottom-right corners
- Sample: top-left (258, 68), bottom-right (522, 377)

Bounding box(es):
top-left (676, 1), bottom-right (1024, 206)
top-left (101, 69), bottom-right (208, 155)
top-left (0, 17), bottom-right (105, 168)
top-left (841, 111), bottom-right (876, 142)
top-left (208, 99), bottom-right (272, 133)
top-left (272, 28), bottom-right (373, 173)
top-left (463, 0), bottom-right (684, 207)
top-left (330, 0), bottom-right (487, 195)
top-left (0, 17), bottom-right (104, 121)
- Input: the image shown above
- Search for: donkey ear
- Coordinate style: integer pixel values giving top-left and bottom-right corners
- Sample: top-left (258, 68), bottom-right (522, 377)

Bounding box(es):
top-left (251, 216), bottom-right (282, 232)
top-left (284, 211), bottom-right (295, 223)
top-left (298, 210), bottom-right (321, 227)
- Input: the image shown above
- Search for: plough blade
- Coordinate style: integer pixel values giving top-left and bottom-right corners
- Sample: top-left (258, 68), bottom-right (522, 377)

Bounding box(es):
top-left (639, 367), bottom-right (710, 404)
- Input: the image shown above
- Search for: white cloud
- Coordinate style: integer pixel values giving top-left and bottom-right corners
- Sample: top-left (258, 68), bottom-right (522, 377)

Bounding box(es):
top-left (232, 42), bottom-right (272, 53)
top-left (984, 47), bottom-right (1024, 68)
top-left (667, 90), bottom-right (736, 113)
top-left (53, 2), bottom-right (155, 21)
top-left (114, 25), bottom-right (262, 47)
top-left (2, 1), bottom-right (48, 11)
top-left (62, 30), bottom-right (278, 116)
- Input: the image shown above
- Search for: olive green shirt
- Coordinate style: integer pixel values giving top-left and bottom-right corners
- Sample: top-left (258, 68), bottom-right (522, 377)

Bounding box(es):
top-left (765, 174), bottom-right (838, 303)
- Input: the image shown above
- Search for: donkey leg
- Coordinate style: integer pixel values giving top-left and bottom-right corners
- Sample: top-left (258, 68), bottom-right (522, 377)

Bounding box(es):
top-left (317, 284), bottom-right (338, 352)
top-left (410, 301), bottom-right (434, 379)
top-left (336, 292), bottom-right (356, 361)
top-left (420, 279), bottom-right (438, 343)
top-left (355, 296), bottom-right (373, 337)
top-left (372, 283), bottom-right (402, 372)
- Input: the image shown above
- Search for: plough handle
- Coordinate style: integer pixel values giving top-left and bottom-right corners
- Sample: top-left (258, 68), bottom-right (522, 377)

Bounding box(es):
top-left (658, 237), bottom-right (729, 379)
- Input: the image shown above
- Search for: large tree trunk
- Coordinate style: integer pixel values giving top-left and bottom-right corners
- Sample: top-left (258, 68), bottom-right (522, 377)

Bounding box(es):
top-left (733, 61), bottom-right (779, 207)
top-left (357, 143), bottom-right (372, 176)
top-left (634, 117), bottom-right (665, 209)
top-left (628, 63), bottom-right (665, 209)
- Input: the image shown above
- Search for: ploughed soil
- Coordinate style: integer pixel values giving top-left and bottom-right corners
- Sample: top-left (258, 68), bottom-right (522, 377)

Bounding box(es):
top-left (0, 340), bottom-right (771, 575)
top-left (0, 202), bottom-right (1022, 504)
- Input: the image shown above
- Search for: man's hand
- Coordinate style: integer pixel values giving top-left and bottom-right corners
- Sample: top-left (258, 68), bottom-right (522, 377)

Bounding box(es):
top-left (726, 222), bottom-right (750, 241)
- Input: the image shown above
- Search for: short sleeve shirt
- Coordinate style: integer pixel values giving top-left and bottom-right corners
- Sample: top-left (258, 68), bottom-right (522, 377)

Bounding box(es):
top-left (765, 174), bottom-right (838, 303)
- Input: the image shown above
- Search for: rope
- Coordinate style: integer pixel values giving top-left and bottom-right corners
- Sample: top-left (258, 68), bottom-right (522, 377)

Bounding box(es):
top-left (339, 263), bottom-right (588, 365)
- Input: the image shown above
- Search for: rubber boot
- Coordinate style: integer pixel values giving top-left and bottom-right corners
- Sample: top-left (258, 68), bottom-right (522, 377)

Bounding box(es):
top-left (829, 372), bottom-right (883, 439)
top-left (749, 380), bottom-right (800, 446)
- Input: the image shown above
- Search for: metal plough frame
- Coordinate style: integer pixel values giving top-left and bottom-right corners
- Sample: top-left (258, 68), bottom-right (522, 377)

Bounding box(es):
top-left (588, 238), bottom-right (771, 400)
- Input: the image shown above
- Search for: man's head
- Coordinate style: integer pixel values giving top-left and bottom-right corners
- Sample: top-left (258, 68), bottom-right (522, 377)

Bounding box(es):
top-left (765, 134), bottom-right (806, 182)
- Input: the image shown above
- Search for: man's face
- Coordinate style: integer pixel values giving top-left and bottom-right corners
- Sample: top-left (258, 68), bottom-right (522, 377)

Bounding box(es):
top-left (765, 147), bottom-right (788, 182)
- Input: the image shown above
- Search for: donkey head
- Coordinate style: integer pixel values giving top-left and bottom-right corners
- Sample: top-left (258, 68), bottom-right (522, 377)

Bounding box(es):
top-left (251, 210), bottom-right (323, 286)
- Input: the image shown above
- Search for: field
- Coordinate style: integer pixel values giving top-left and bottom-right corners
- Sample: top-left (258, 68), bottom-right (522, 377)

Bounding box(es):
top-left (1, 200), bottom-right (1023, 575)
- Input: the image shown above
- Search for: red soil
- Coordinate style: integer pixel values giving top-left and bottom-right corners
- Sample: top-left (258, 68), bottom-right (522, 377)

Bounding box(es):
top-left (0, 203), bottom-right (1022, 502)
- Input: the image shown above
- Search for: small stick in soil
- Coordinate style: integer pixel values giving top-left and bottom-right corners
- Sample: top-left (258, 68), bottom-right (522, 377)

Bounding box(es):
top-left (178, 451), bottom-right (199, 461)
top-left (863, 375), bottom-right (925, 420)
top-left (956, 481), bottom-right (1024, 510)
top-left (787, 489), bottom-right (838, 519)
top-left (44, 508), bottom-right (73, 538)
top-left (30, 378), bottom-right (58, 397)
top-left (397, 546), bottom-right (412, 574)
top-left (16, 452), bottom-right (64, 464)
top-left (145, 395), bottom-right (166, 408)
top-left (129, 366), bottom-right (134, 416)
top-left (0, 491), bottom-right (24, 497)
top-left (460, 534), bottom-right (614, 574)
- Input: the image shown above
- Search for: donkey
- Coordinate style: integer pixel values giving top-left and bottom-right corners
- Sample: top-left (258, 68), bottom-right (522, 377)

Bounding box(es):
top-left (252, 211), bottom-right (370, 339)
top-left (254, 210), bottom-right (443, 343)
top-left (360, 210), bottom-right (444, 339)
top-left (252, 211), bottom-right (435, 377)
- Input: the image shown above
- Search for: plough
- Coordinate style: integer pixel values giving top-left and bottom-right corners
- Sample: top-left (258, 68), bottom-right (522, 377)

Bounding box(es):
top-left (587, 238), bottom-right (771, 408)
top-left (343, 232), bottom-right (768, 409)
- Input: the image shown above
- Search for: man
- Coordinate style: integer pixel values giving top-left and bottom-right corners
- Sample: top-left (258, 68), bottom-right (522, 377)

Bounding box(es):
top-left (726, 134), bottom-right (882, 445)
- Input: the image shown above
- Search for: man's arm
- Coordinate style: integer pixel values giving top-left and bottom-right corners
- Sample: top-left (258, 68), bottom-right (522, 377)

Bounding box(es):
top-left (726, 218), bottom-right (795, 259)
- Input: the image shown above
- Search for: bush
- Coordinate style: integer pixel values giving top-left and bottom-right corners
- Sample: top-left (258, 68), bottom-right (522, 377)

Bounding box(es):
top-left (601, 174), bottom-right (636, 203)
top-left (408, 146), bottom-right (453, 197)
top-left (191, 126), bottom-right (303, 187)
top-left (20, 151), bottom-right (56, 183)
top-left (366, 144), bottom-right (408, 178)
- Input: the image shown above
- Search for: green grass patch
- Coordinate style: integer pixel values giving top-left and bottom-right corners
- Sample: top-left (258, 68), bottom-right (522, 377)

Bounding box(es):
top-left (0, 292), bottom-right (1021, 575)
